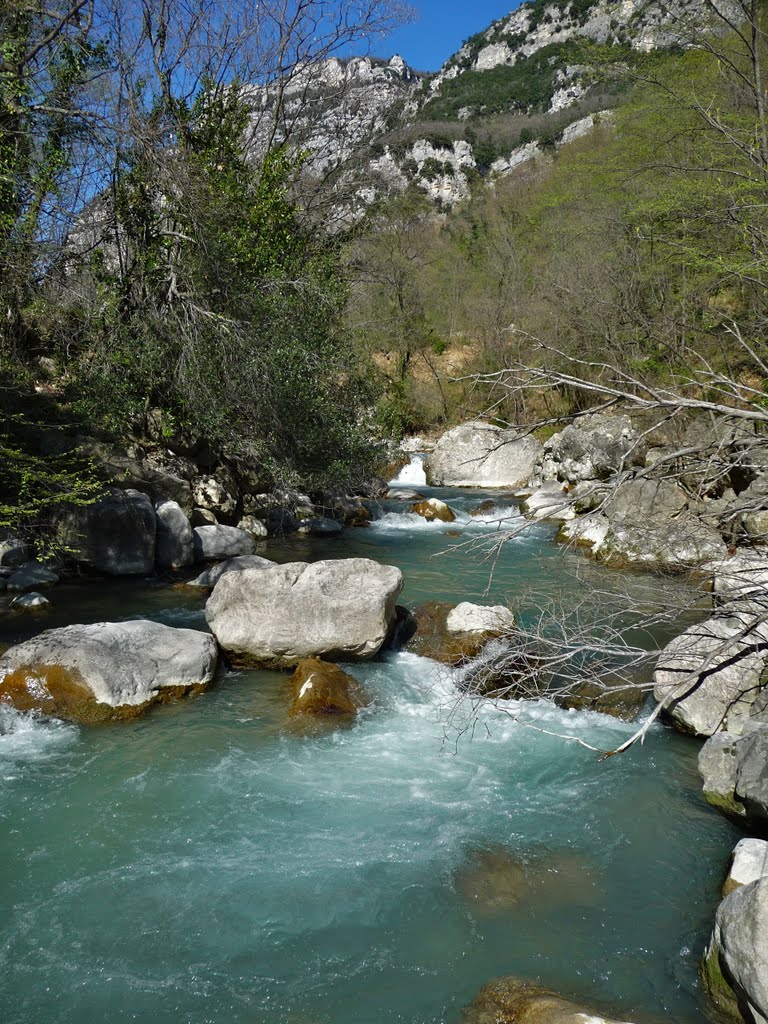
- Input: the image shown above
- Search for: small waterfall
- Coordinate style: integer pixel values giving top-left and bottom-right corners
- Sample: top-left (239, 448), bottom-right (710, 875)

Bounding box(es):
top-left (389, 453), bottom-right (427, 486)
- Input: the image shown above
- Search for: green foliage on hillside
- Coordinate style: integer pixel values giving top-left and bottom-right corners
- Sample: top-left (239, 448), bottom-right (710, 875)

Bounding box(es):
top-left (420, 41), bottom-right (584, 121)
top-left (353, 26), bottom-right (768, 431)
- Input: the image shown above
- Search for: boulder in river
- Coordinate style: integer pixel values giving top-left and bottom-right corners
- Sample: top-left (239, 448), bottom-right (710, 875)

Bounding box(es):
top-left (155, 499), bottom-right (194, 569)
top-left (598, 479), bottom-right (727, 571)
top-left (446, 603), bottom-right (515, 636)
top-left (653, 608), bottom-right (768, 736)
top-left (188, 554), bottom-right (275, 590)
top-left (410, 498), bottom-right (456, 523)
top-left (6, 562), bottom-right (59, 592)
top-left (406, 601), bottom-right (514, 666)
top-left (288, 658), bottom-right (367, 717)
top-left (205, 558), bottom-right (403, 667)
top-left (297, 517), bottom-right (343, 536)
top-left (462, 977), bottom-right (636, 1024)
top-left (56, 487), bottom-right (157, 575)
top-left (540, 413), bottom-right (645, 484)
top-left (193, 524), bottom-right (256, 561)
top-left (9, 592), bottom-right (51, 612)
top-left (702, 876), bottom-right (768, 1024)
top-left (0, 620), bottom-right (218, 723)
top-left (425, 421), bottom-right (542, 488)
top-left (722, 839), bottom-right (768, 897)
top-left (521, 482), bottom-right (575, 522)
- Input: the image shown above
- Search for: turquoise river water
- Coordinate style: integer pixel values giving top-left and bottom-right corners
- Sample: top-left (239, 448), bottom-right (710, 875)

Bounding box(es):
top-left (0, 463), bottom-right (739, 1023)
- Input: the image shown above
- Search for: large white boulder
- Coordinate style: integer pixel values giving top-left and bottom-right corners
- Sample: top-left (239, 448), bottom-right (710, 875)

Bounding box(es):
top-left (704, 878), bottom-right (768, 1024)
top-left (0, 620), bottom-right (218, 723)
top-left (155, 499), bottom-right (194, 569)
top-left (446, 603), bottom-right (515, 635)
top-left (541, 413), bottom-right (644, 484)
top-left (654, 609), bottom-right (768, 736)
top-left (205, 557), bottom-right (403, 667)
top-left (425, 421), bottom-right (541, 488)
top-left (193, 524), bottom-right (256, 561)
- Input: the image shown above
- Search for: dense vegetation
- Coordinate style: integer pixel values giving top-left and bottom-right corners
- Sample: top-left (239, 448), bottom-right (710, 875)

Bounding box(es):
top-left (350, 17), bottom-right (768, 435)
top-left (0, 0), bottom-right (404, 541)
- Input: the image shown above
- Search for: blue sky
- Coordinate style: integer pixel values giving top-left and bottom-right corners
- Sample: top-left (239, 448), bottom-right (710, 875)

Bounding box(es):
top-left (371, 1), bottom-right (522, 72)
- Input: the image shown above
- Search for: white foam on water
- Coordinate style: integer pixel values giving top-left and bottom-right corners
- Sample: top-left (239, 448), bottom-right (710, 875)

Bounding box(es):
top-left (389, 453), bottom-right (427, 486)
top-left (0, 704), bottom-right (77, 764)
top-left (369, 505), bottom-right (526, 537)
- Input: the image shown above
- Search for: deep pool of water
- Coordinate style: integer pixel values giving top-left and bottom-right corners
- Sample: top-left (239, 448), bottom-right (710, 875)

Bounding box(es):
top-left (0, 480), bottom-right (739, 1023)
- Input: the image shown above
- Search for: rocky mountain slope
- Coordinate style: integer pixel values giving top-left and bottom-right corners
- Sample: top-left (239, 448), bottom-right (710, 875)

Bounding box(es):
top-left (255, 0), bottom-right (733, 215)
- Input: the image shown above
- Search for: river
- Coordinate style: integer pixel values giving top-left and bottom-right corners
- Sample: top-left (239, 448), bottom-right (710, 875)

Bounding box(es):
top-left (0, 459), bottom-right (737, 1023)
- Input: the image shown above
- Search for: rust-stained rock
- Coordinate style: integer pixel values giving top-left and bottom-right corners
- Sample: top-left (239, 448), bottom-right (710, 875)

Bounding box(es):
top-left (410, 498), bottom-right (456, 523)
top-left (406, 602), bottom-right (488, 665)
top-left (289, 658), bottom-right (367, 717)
top-left (462, 977), bottom-right (635, 1024)
top-left (0, 620), bottom-right (218, 724)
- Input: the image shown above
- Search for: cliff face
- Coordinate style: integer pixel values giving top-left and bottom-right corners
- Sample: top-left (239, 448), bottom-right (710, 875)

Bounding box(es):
top-left (246, 0), bottom-right (733, 217)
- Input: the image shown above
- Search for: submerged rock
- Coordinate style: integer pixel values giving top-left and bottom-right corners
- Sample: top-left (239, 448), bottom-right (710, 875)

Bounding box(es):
top-left (205, 558), bottom-right (403, 668)
top-left (0, 620), bottom-right (218, 723)
top-left (455, 846), bottom-right (598, 918)
top-left (187, 554), bottom-right (275, 590)
top-left (288, 658), bottom-right (367, 717)
top-left (410, 498), bottom-right (456, 523)
top-left (387, 488), bottom-right (425, 501)
top-left (426, 421), bottom-right (541, 488)
top-left (462, 976), bottom-right (636, 1024)
top-left (297, 517), bottom-right (343, 536)
top-left (193, 524), bottom-right (256, 561)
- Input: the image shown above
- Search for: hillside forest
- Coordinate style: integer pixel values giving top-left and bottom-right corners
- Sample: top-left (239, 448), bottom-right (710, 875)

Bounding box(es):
top-left (1, 0), bottom-right (767, 540)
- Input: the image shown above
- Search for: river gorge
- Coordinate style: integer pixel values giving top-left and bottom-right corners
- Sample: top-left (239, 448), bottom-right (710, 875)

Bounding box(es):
top-left (0, 458), bottom-right (741, 1023)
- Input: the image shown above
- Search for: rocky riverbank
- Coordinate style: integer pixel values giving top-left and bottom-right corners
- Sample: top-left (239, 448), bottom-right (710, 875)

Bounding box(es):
top-left (2, 411), bottom-right (767, 1022)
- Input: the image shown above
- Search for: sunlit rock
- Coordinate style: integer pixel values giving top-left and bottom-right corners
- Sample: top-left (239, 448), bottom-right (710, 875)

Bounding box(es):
top-left (289, 658), bottom-right (367, 717)
top-left (205, 558), bottom-right (403, 667)
top-left (0, 620), bottom-right (218, 723)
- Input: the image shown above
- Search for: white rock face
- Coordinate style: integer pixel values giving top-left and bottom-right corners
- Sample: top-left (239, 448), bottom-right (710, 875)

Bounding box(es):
top-left (426, 421), bottom-right (542, 488)
top-left (188, 554), bottom-right (275, 590)
top-left (558, 513), bottom-right (609, 552)
top-left (653, 608), bottom-right (768, 736)
top-left (193, 525), bottom-right (256, 562)
top-left (522, 483), bottom-right (575, 522)
top-left (0, 620), bottom-right (218, 718)
top-left (446, 603), bottom-right (515, 635)
top-left (710, 878), bottom-right (768, 1024)
top-left (727, 839), bottom-right (768, 892)
top-left (711, 551), bottom-right (768, 608)
top-left (193, 474), bottom-right (237, 517)
top-left (205, 558), bottom-right (404, 667)
top-left (155, 499), bottom-right (194, 569)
